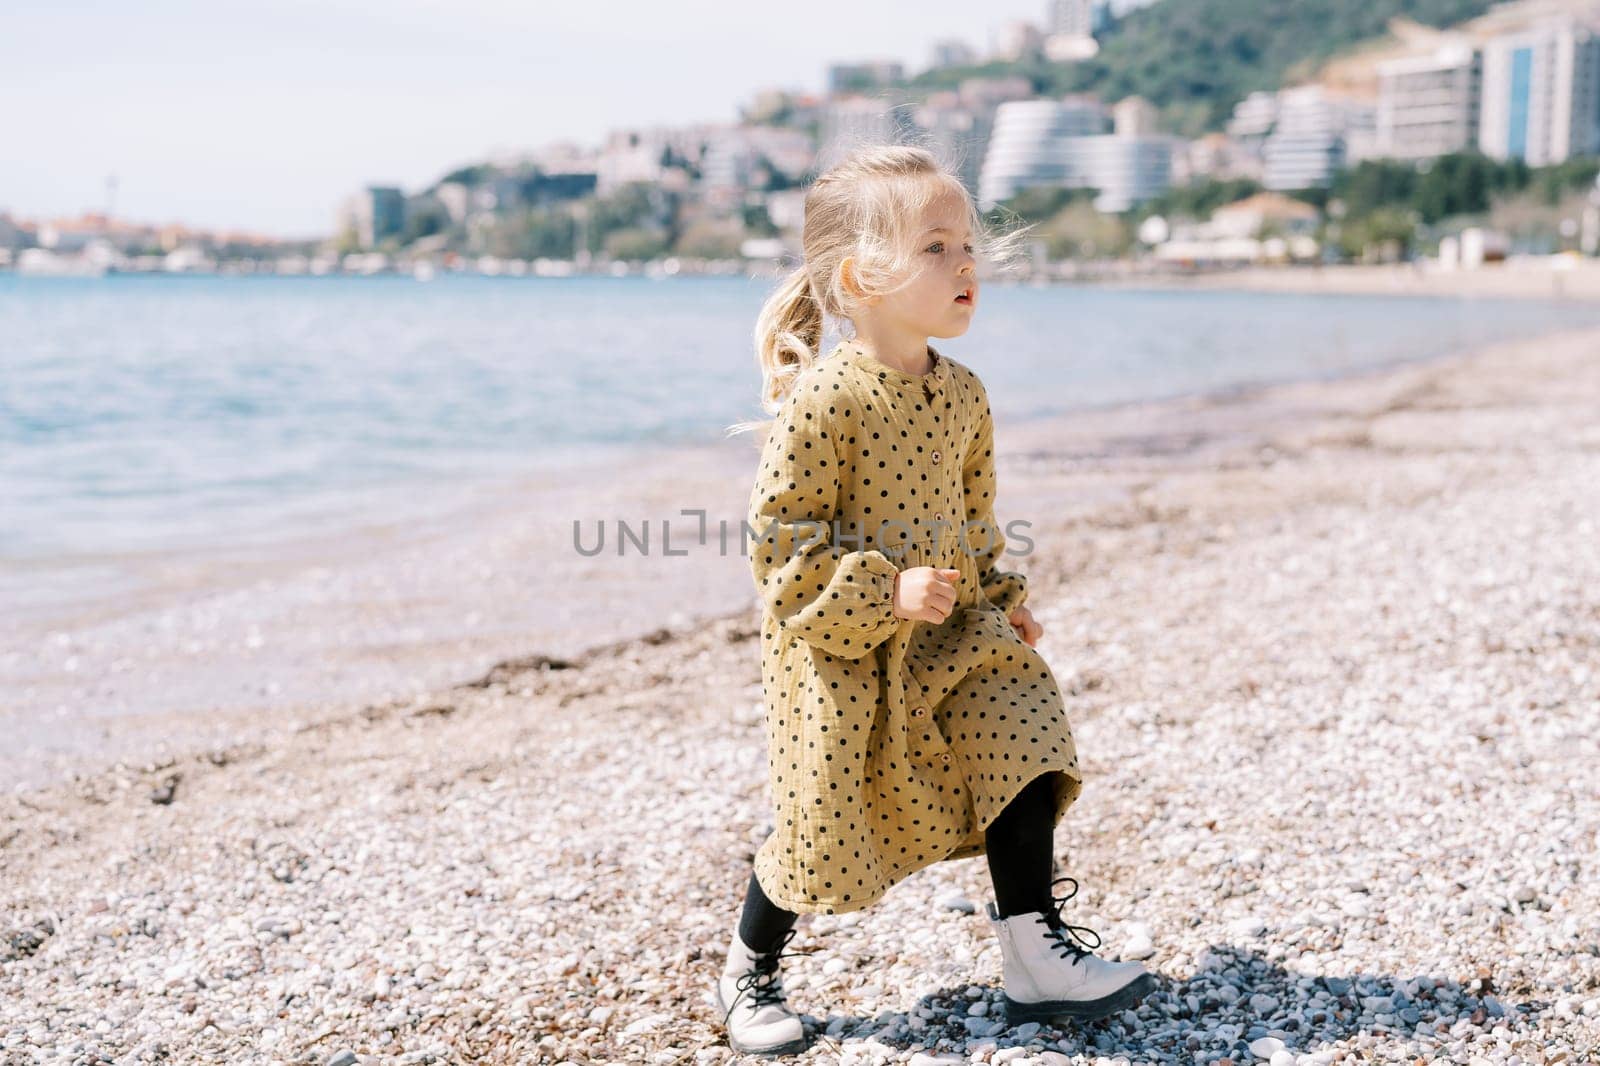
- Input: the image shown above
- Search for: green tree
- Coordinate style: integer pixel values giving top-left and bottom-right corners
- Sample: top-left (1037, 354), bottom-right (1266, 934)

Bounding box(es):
top-left (331, 224), bottom-right (362, 256)
top-left (1414, 152), bottom-right (1500, 222)
top-left (1336, 207), bottom-right (1416, 261)
top-left (908, 0), bottom-right (1498, 134)
top-left (742, 203), bottom-right (779, 237)
top-left (1133, 177), bottom-right (1262, 223)
top-left (436, 163), bottom-right (495, 187)
top-left (1331, 160), bottom-right (1418, 218)
top-left (402, 199), bottom-right (450, 245)
top-left (585, 183), bottom-right (658, 255)
top-left (603, 226), bottom-right (671, 261)
top-left (486, 208), bottom-right (577, 259)
top-left (1039, 198), bottom-right (1134, 259)
top-left (674, 218), bottom-right (745, 258)
top-left (1532, 157), bottom-right (1600, 205)
top-left (987, 186), bottom-right (1096, 229)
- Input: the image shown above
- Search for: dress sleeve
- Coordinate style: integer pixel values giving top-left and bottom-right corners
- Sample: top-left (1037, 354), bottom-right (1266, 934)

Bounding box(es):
top-left (747, 385), bottom-right (902, 660)
top-left (961, 377), bottom-right (1029, 617)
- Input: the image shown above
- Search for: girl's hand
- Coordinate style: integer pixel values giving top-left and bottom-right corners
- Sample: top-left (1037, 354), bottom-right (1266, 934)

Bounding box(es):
top-left (1008, 606), bottom-right (1043, 647)
top-left (893, 567), bottom-right (962, 624)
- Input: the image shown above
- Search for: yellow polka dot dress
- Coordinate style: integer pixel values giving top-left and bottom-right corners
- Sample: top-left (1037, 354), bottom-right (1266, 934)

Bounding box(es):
top-left (746, 338), bottom-right (1083, 915)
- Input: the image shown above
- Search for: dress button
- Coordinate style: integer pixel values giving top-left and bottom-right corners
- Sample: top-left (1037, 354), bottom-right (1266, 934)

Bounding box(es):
top-left (912, 705), bottom-right (928, 718)
top-left (931, 449), bottom-right (942, 464)
top-left (934, 512), bottom-right (945, 523)
top-left (940, 753), bottom-right (952, 765)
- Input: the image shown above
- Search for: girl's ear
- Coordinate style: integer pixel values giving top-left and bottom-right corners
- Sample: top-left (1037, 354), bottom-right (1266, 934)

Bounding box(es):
top-left (839, 256), bottom-right (861, 298)
top-left (840, 257), bottom-right (878, 306)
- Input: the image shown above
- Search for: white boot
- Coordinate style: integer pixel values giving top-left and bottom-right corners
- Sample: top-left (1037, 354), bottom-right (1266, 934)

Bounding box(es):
top-left (986, 877), bottom-right (1158, 1025)
top-left (713, 926), bottom-right (809, 1055)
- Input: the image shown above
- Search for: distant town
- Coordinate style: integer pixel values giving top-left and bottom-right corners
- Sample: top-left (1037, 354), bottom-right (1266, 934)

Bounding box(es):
top-left (4, 0), bottom-right (1599, 281)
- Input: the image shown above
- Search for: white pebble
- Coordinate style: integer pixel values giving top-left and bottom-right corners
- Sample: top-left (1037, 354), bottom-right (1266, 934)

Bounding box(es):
top-left (1249, 1036), bottom-right (1286, 1059)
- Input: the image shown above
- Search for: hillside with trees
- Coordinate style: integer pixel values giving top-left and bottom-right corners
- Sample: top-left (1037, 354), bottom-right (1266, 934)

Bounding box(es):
top-left (912, 0), bottom-right (1501, 135)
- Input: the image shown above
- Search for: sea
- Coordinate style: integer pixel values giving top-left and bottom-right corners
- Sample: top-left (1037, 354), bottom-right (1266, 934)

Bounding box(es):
top-left (3, 272), bottom-right (1597, 786)
top-left (4, 272), bottom-right (1594, 568)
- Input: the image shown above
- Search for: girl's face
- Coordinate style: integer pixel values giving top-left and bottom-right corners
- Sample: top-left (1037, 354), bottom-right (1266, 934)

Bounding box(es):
top-left (867, 188), bottom-right (979, 340)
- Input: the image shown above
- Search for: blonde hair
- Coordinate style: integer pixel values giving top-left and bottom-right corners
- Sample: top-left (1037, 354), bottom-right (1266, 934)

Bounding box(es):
top-left (725, 142), bottom-right (1033, 438)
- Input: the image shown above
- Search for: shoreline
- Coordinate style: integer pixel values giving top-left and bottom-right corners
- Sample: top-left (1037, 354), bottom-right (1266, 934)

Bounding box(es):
top-left (10, 258), bottom-right (1600, 303)
top-left (2, 318), bottom-right (1597, 1060)
top-left (1080, 259), bottom-right (1600, 302)
top-left (6, 316), bottom-right (1600, 793)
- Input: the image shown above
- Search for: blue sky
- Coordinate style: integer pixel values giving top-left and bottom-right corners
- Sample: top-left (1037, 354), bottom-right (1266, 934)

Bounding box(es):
top-left (3, 0), bottom-right (1056, 238)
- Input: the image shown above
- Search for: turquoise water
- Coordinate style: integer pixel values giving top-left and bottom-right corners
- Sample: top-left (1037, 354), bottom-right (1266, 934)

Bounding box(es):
top-left (1, 273), bottom-right (1593, 559)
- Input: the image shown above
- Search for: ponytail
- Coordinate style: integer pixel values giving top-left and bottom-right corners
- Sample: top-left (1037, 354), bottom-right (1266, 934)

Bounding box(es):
top-left (724, 266), bottom-right (825, 438)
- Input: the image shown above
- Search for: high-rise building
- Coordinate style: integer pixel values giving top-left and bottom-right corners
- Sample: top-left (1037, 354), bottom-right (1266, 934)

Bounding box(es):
top-left (1376, 43), bottom-right (1483, 160)
top-left (1259, 87), bottom-right (1376, 190)
top-left (1479, 18), bottom-right (1600, 166)
top-left (978, 97), bottom-right (1174, 212)
top-left (980, 98), bottom-right (1108, 203)
top-left (1066, 136), bottom-right (1176, 211)
top-left (915, 78), bottom-right (1037, 197)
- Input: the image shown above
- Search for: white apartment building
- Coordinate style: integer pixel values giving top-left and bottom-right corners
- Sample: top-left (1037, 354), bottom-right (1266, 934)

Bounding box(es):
top-left (1479, 17), bottom-right (1600, 165)
top-left (700, 127), bottom-right (814, 193)
top-left (1070, 136), bottom-right (1177, 211)
top-left (595, 125), bottom-right (722, 197)
top-left (1259, 86), bottom-right (1376, 190)
top-left (915, 79), bottom-right (1037, 197)
top-left (1376, 43), bottom-right (1483, 160)
top-left (978, 97), bottom-right (1174, 211)
top-left (979, 97), bottom-right (1108, 203)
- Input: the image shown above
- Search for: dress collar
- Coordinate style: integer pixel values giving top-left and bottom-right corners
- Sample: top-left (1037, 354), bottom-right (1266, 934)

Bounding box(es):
top-left (838, 338), bottom-right (949, 396)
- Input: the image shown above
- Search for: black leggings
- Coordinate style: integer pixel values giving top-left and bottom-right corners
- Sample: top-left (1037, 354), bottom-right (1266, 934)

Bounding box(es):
top-left (738, 771), bottom-right (1060, 952)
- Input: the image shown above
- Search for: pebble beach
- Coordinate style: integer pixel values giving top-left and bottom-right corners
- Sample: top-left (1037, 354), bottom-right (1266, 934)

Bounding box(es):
top-left (3, 323), bottom-right (1599, 1065)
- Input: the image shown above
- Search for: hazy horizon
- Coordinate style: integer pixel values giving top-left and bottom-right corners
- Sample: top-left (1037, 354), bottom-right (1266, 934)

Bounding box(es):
top-left (5, 0), bottom-right (1051, 239)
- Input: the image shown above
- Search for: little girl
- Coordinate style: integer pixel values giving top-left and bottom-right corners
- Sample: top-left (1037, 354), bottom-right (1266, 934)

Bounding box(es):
top-left (718, 144), bottom-right (1157, 1056)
